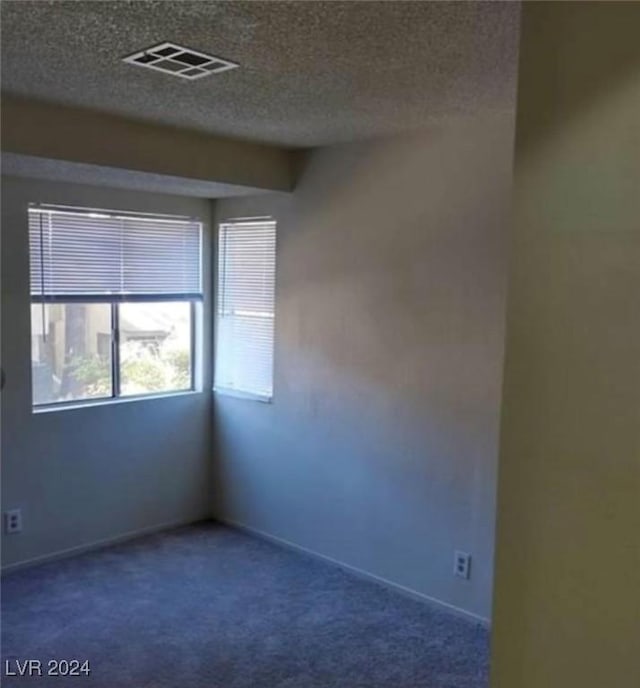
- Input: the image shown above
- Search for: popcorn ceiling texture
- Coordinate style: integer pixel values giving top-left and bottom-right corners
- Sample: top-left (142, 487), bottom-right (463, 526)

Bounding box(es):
top-left (0, 0), bottom-right (520, 147)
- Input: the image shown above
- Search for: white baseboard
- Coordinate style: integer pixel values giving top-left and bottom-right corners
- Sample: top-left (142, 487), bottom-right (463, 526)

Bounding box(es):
top-left (218, 516), bottom-right (491, 628)
top-left (1, 516), bottom-right (205, 575)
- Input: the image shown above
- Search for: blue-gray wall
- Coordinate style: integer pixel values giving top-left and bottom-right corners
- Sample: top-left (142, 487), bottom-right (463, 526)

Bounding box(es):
top-left (213, 115), bottom-right (514, 621)
top-left (1, 176), bottom-right (213, 569)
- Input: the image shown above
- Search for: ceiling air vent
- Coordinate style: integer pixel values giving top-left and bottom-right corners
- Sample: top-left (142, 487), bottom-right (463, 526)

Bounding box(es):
top-left (123, 42), bottom-right (238, 80)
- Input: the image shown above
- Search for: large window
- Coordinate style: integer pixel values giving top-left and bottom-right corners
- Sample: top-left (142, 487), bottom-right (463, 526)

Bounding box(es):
top-left (215, 218), bottom-right (276, 401)
top-left (29, 205), bottom-right (202, 407)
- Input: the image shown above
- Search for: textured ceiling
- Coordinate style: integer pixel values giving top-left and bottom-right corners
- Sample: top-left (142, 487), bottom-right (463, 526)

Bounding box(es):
top-left (1, 0), bottom-right (520, 147)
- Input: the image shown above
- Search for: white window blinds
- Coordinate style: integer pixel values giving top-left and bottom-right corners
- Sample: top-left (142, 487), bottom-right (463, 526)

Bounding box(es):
top-left (215, 219), bottom-right (276, 399)
top-left (29, 206), bottom-right (202, 298)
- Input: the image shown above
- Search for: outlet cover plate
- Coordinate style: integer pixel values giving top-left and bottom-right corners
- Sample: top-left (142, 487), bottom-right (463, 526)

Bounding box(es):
top-left (4, 509), bottom-right (23, 534)
top-left (454, 550), bottom-right (471, 579)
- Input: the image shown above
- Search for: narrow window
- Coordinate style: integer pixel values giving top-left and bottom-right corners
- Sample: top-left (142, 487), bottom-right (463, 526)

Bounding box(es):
top-left (215, 218), bottom-right (276, 401)
top-left (29, 205), bottom-right (202, 407)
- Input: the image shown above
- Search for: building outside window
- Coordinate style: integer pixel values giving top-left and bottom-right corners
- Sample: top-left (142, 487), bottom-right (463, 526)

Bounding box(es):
top-left (29, 205), bottom-right (202, 407)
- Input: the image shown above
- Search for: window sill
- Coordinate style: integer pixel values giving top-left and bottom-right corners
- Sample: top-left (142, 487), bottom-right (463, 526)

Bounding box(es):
top-left (214, 387), bottom-right (272, 403)
top-left (32, 389), bottom-right (201, 414)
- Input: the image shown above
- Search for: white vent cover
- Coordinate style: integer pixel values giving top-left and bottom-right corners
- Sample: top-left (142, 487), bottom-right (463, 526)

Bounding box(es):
top-left (123, 42), bottom-right (238, 80)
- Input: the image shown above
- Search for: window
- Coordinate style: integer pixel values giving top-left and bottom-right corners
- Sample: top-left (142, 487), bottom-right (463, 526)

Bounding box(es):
top-left (215, 218), bottom-right (276, 400)
top-left (29, 205), bottom-right (202, 407)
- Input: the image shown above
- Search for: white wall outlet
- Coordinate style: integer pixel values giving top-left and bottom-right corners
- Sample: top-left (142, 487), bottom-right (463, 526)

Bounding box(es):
top-left (454, 550), bottom-right (471, 579)
top-left (4, 509), bottom-right (23, 534)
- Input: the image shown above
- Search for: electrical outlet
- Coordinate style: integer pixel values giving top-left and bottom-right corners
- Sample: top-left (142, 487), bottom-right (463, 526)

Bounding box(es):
top-left (4, 509), bottom-right (22, 534)
top-left (454, 550), bottom-right (471, 579)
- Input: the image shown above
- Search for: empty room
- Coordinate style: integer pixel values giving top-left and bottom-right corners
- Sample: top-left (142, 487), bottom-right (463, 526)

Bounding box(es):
top-left (1, 1), bottom-right (638, 687)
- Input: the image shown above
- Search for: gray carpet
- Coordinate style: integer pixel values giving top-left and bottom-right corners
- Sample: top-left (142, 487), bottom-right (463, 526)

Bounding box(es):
top-left (2, 523), bottom-right (489, 687)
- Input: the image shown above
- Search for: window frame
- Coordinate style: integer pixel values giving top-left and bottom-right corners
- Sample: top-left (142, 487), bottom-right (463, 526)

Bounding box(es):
top-left (31, 297), bottom-right (198, 411)
top-left (214, 217), bottom-right (276, 403)
top-left (28, 203), bottom-right (203, 411)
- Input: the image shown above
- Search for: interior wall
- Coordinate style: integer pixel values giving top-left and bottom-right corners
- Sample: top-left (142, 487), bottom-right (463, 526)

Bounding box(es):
top-left (491, 3), bottom-right (640, 686)
top-left (1, 96), bottom-right (296, 192)
top-left (1, 176), bottom-right (213, 569)
top-left (213, 112), bottom-right (515, 621)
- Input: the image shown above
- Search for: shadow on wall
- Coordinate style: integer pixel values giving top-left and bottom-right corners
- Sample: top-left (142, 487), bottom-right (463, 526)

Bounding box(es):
top-left (213, 111), bottom-right (515, 621)
top-left (517, 2), bottom-right (640, 159)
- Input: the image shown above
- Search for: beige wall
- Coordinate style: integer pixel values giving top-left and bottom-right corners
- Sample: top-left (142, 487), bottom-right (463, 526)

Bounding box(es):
top-left (1, 97), bottom-right (296, 193)
top-left (491, 3), bottom-right (640, 686)
top-left (214, 111), bottom-right (515, 621)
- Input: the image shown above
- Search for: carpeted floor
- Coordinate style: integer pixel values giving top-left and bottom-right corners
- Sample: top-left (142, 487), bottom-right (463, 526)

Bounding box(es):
top-left (2, 523), bottom-right (489, 687)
